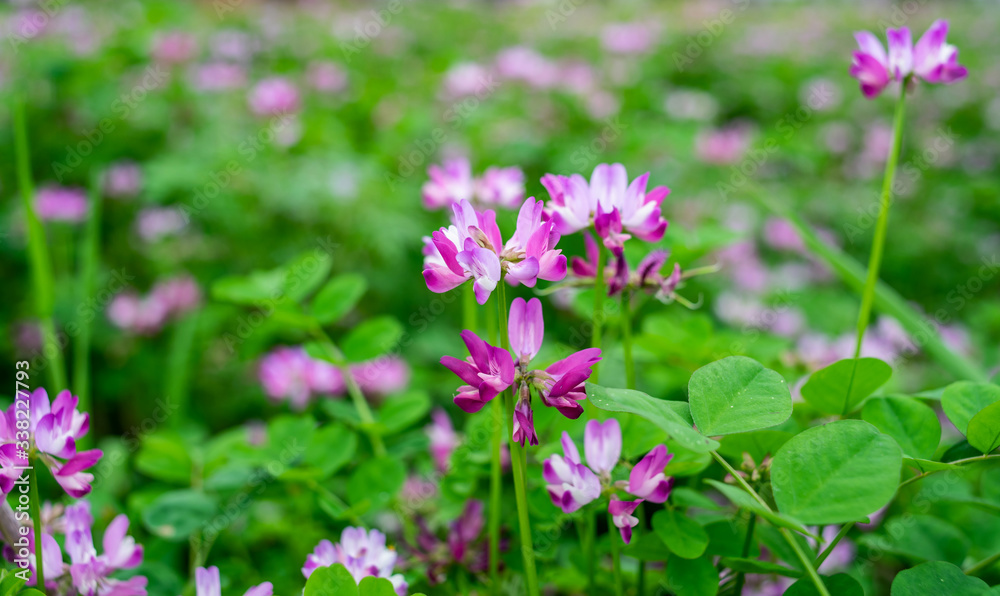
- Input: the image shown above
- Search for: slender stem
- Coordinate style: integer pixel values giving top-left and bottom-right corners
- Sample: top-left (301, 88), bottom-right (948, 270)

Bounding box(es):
top-left (497, 283), bottom-right (539, 596)
top-left (637, 503), bottom-right (647, 596)
top-left (29, 462), bottom-right (46, 593)
top-left (487, 293), bottom-right (502, 594)
top-left (711, 452), bottom-right (830, 596)
top-left (734, 513), bottom-right (757, 594)
top-left (621, 290), bottom-right (635, 390)
top-left (814, 522), bottom-right (853, 569)
top-left (591, 243), bottom-right (606, 383)
top-left (165, 313), bottom-right (198, 428)
top-left (463, 283), bottom-right (478, 333)
top-left (965, 550), bottom-right (1000, 576)
top-left (853, 85), bottom-right (907, 358)
top-left (609, 509), bottom-right (623, 596)
top-left (898, 454), bottom-right (1000, 490)
top-left (14, 96), bottom-right (67, 393)
top-left (73, 179), bottom-right (102, 442)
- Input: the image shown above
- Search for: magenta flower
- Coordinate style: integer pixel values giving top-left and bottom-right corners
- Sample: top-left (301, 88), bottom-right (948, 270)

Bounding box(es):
top-left (102, 162), bottom-right (142, 199)
top-left (35, 185), bottom-right (88, 223)
top-left (151, 30), bottom-right (196, 64)
top-left (542, 163), bottom-right (669, 253)
top-left (1, 389), bottom-right (102, 498)
top-left (447, 499), bottom-right (485, 563)
top-left (628, 444), bottom-right (674, 502)
top-left (422, 158), bottom-right (525, 211)
top-left (440, 331), bottom-right (515, 413)
top-left (426, 408), bottom-right (459, 472)
top-left (107, 276), bottom-right (201, 335)
top-left (411, 499), bottom-right (493, 585)
top-left (422, 199), bottom-right (566, 304)
top-left (584, 419), bottom-right (621, 476)
top-left (248, 77), bottom-right (300, 116)
top-left (850, 20), bottom-right (967, 99)
top-left (609, 498), bottom-right (643, 544)
top-left (196, 566), bottom-right (272, 596)
top-left (542, 433), bottom-right (601, 513)
top-left (351, 357), bottom-right (411, 396)
top-left (302, 527), bottom-right (407, 595)
top-left (574, 240), bottom-right (684, 302)
top-left (476, 167), bottom-right (525, 210)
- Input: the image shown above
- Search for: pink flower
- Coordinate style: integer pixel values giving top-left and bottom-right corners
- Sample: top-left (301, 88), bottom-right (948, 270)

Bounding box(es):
top-left (425, 408), bottom-right (458, 472)
top-left (191, 62), bottom-right (247, 91)
top-left (695, 126), bottom-right (752, 165)
top-left (102, 162), bottom-right (142, 199)
top-left (422, 158), bottom-right (525, 210)
top-left (302, 528), bottom-right (407, 595)
top-left (601, 23), bottom-right (658, 55)
top-left (542, 163), bottom-right (669, 251)
top-left (136, 207), bottom-right (187, 242)
top-left (248, 77), bottom-right (300, 116)
top-left (35, 185), bottom-right (88, 223)
top-left (442, 62), bottom-right (494, 98)
top-left (152, 31), bottom-right (196, 64)
top-left (608, 498), bottom-right (643, 544)
top-left (196, 566), bottom-right (272, 596)
top-left (440, 330), bottom-right (515, 413)
top-left (584, 419), bottom-right (621, 476)
top-left (352, 357), bottom-right (411, 396)
top-left (850, 21), bottom-right (967, 99)
top-left (307, 61), bottom-right (348, 93)
top-left (258, 347), bottom-right (343, 409)
top-left (627, 444), bottom-right (674, 503)
top-left (476, 167), bottom-right (525, 210)
top-left (108, 276), bottom-right (201, 335)
top-left (495, 46), bottom-right (560, 89)
top-left (542, 432), bottom-right (601, 513)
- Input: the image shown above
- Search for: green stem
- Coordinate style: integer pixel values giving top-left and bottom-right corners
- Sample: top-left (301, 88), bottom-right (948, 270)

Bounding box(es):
top-left (591, 243), bottom-right (606, 383)
top-left (29, 461), bottom-right (45, 593)
top-left (165, 313), bottom-right (198, 427)
top-left (488, 292), bottom-right (502, 595)
top-left (621, 291), bottom-right (635, 390)
top-left (711, 452), bottom-right (830, 596)
top-left (813, 522), bottom-right (853, 569)
top-left (14, 96), bottom-right (67, 393)
top-left (73, 178), bottom-right (102, 441)
top-left (734, 513), bottom-right (757, 594)
top-left (965, 550), bottom-right (1000, 576)
top-left (637, 503), bottom-right (647, 596)
top-left (609, 509), bottom-right (623, 596)
top-left (463, 283), bottom-right (478, 333)
top-left (898, 454), bottom-right (1000, 490)
top-left (497, 283), bottom-right (539, 596)
top-left (853, 84), bottom-right (907, 359)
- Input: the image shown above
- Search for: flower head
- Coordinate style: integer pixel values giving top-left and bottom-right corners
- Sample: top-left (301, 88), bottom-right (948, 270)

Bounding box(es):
top-left (35, 185), bottom-right (88, 223)
top-left (542, 432), bottom-right (601, 513)
top-left (248, 77), bottom-right (300, 116)
top-left (196, 566), bottom-right (273, 596)
top-left (440, 330), bottom-right (515, 413)
top-left (426, 408), bottom-right (458, 472)
top-left (608, 498), bottom-right (643, 544)
top-left (627, 444), bottom-right (674, 503)
top-left (423, 158), bottom-right (525, 210)
top-left (302, 527), bottom-right (407, 595)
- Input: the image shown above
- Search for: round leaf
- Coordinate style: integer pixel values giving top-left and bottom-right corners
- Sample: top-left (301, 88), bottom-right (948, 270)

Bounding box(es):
top-left (666, 553), bottom-right (718, 596)
top-left (341, 316), bottom-right (404, 362)
top-left (652, 509), bottom-right (709, 559)
top-left (861, 396), bottom-right (940, 459)
top-left (141, 490), bottom-right (216, 541)
top-left (376, 390), bottom-right (431, 434)
top-left (771, 420), bottom-right (902, 524)
top-left (311, 274), bottom-right (368, 324)
top-left (359, 576), bottom-right (398, 596)
top-left (304, 564), bottom-right (358, 596)
top-left (967, 401), bottom-right (1000, 454)
top-left (890, 561), bottom-right (991, 596)
top-left (941, 381), bottom-right (1000, 435)
top-left (688, 356), bottom-right (792, 436)
top-left (800, 358), bottom-right (892, 416)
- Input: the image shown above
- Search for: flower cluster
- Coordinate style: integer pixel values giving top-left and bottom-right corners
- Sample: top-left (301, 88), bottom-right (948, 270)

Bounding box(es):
top-left (0, 389), bottom-right (102, 498)
top-left (257, 346), bottom-right (410, 410)
top-left (850, 20), bottom-right (967, 98)
top-left (543, 420), bottom-right (674, 543)
top-left (440, 298), bottom-right (600, 445)
top-left (411, 500), bottom-right (492, 585)
top-left (571, 234), bottom-right (684, 302)
top-left (422, 198), bottom-right (566, 304)
top-left (302, 527), bottom-right (407, 595)
top-left (541, 163), bottom-right (669, 256)
top-left (422, 158), bottom-right (525, 210)
top-left (107, 275), bottom-right (201, 335)
top-left (195, 566), bottom-right (272, 596)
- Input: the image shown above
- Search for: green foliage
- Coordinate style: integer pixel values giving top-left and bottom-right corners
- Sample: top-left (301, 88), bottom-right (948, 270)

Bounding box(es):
top-left (651, 509), bottom-right (708, 559)
top-left (941, 382), bottom-right (1000, 435)
top-left (665, 553), bottom-right (718, 596)
top-left (968, 401), bottom-right (1000, 454)
top-left (586, 383), bottom-right (718, 452)
top-left (688, 356), bottom-right (792, 436)
top-left (890, 561), bottom-right (992, 595)
top-left (341, 316), bottom-right (404, 362)
top-left (785, 574), bottom-right (864, 596)
top-left (141, 489), bottom-right (216, 540)
top-left (311, 274), bottom-right (368, 324)
top-left (800, 358), bottom-right (892, 416)
top-left (861, 396), bottom-right (940, 459)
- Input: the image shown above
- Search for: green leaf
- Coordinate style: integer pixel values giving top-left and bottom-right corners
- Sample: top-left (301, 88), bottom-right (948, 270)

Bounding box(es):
top-left (376, 390), bottom-right (431, 434)
top-left (718, 430), bottom-right (794, 462)
top-left (771, 420), bottom-right (902, 524)
top-left (358, 576), bottom-right (399, 596)
top-left (719, 557), bottom-right (801, 578)
top-left (890, 561), bottom-right (991, 596)
top-left (17, 591), bottom-right (45, 596)
top-left (622, 532), bottom-right (672, 561)
top-left (311, 274), bottom-right (367, 324)
top-left (903, 458), bottom-right (959, 473)
top-left (941, 381), bottom-right (1000, 435)
top-left (0, 571), bottom-right (25, 596)
top-left (585, 383), bottom-right (718, 453)
top-left (704, 479), bottom-right (813, 536)
top-left (785, 574), bottom-right (864, 596)
top-left (968, 401), bottom-right (1000, 454)
top-left (141, 490), bottom-right (216, 541)
top-left (347, 456), bottom-right (405, 506)
top-left (665, 553), bottom-right (718, 596)
top-left (688, 356), bottom-right (792, 436)
top-left (304, 564), bottom-right (358, 596)
top-left (282, 250), bottom-right (334, 303)
top-left (873, 515), bottom-right (969, 565)
top-left (800, 358), bottom-right (892, 416)
top-left (211, 269), bottom-right (285, 304)
top-left (704, 520), bottom-right (759, 558)
top-left (861, 396), bottom-right (940, 459)
top-left (303, 341), bottom-right (344, 365)
top-left (134, 433), bottom-right (193, 484)
top-left (652, 509), bottom-right (708, 559)
top-left (281, 424), bottom-right (357, 481)
top-left (341, 316), bottom-right (404, 362)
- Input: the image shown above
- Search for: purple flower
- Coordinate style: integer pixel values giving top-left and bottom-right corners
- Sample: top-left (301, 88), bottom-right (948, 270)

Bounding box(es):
top-left (608, 498), bottom-right (643, 544)
top-left (302, 527), bottom-right (407, 595)
top-left (542, 163), bottom-right (669, 252)
top-left (151, 31), bottom-right (196, 64)
top-left (476, 167), bottom-right (525, 210)
top-left (495, 46), bottom-right (560, 89)
top-left (307, 61), bottom-right (348, 93)
top-left (248, 77), bottom-right (300, 116)
top-left (695, 125), bottom-right (752, 165)
top-left (447, 500), bottom-right (485, 563)
top-left (627, 444), bottom-right (674, 503)
top-left (542, 432), bottom-right (601, 513)
top-left (102, 162), bottom-right (142, 199)
top-left (441, 330), bottom-right (515, 413)
top-left (107, 276), bottom-right (201, 335)
top-left (422, 158), bottom-right (526, 211)
top-left (196, 566), bottom-right (272, 596)
top-left (601, 23), bottom-right (658, 55)
top-left (584, 419), bottom-right (621, 476)
top-left (512, 392), bottom-right (538, 447)
top-left (850, 21), bottom-right (966, 99)
top-left (191, 62), bottom-right (247, 92)
top-left (351, 357), bottom-right (411, 396)
top-left (136, 207), bottom-right (187, 242)
top-left (410, 499), bottom-right (494, 585)
top-left (426, 408), bottom-right (458, 472)
top-left (539, 347), bottom-right (602, 419)
top-left (35, 185), bottom-right (88, 223)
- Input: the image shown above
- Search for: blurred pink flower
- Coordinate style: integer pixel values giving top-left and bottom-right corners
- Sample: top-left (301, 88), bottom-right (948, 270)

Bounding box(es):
top-left (352, 357), bottom-right (411, 396)
top-left (103, 162), bottom-right (142, 199)
top-left (35, 185), bottom-right (88, 223)
top-left (136, 207), bottom-right (187, 242)
top-left (495, 46), bottom-right (560, 89)
top-left (442, 62), bottom-right (493, 98)
top-left (152, 31), bottom-right (197, 64)
top-left (107, 276), bottom-right (200, 335)
top-left (248, 77), bottom-right (300, 116)
top-left (601, 23), bottom-right (659, 54)
top-left (762, 218), bottom-right (804, 252)
top-left (191, 62), bottom-right (247, 91)
top-left (307, 61), bottom-right (348, 93)
top-left (695, 125), bottom-right (752, 165)
top-left (426, 409), bottom-right (458, 473)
